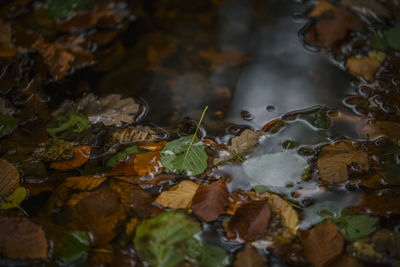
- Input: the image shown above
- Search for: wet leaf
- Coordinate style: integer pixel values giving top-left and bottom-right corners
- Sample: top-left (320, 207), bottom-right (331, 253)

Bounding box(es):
top-left (384, 21), bottom-right (400, 51)
top-left (64, 175), bottom-right (107, 191)
top-left (55, 230), bottom-right (90, 265)
top-left (109, 153), bottom-right (137, 176)
top-left (139, 141), bottom-right (167, 152)
top-left (192, 179), bottom-right (230, 222)
top-left (0, 216), bottom-right (48, 259)
top-left (50, 145), bottom-right (91, 170)
top-left (134, 151), bottom-right (164, 176)
top-left (326, 255), bottom-right (362, 267)
top-left (265, 193), bottom-right (299, 235)
top-left (328, 214), bottom-right (379, 241)
top-left (346, 51), bottom-right (385, 81)
top-left (353, 192), bottom-right (400, 216)
top-left (317, 140), bottom-right (369, 183)
top-left (47, 110), bottom-right (90, 140)
top-left (362, 120), bottom-right (400, 142)
top-left (290, 108), bottom-right (331, 129)
top-left (309, 0), bottom-right (336, 17)
top-left (110, 126), bottom-right (161, 145)
top-left (134, 210), bottom-right (230, 267)
top-left (233, 245), bottom-right (267, 267)
top-left (106, 145), bottom-right (143, 168)
top-left (0, 158), bottom-right (20, 198)
top-left (229, 129), bottom-right (264, 155)
top-left (347, 238), bottom-right (383, 260)
top-left (227, 200), bottom-right (271, 241)
top-left (0, 186), bottom-right (26, 212)
top-left (243, 152), bottom-right (309, 189)
top-left (46, 0), bottom-right (92, 20)
top-left (302, 220), bottom-right (344, 267)
top-left (161, 134), bottom-right (208, 176)
top-left (0, 114), bottom-right (19, 138)
top-left (36, 138), bottom-right (74, 162)
top-left (371, 229), bottom-right (400, 258)
top-left (155, 180), bottom-right (199, 209)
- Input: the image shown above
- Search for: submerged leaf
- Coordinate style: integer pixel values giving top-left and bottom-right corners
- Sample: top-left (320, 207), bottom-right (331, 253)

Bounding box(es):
top-left (155, 180), bottom-right (199, 209)
top-left (233, 245), bottom-right (267, 267)
top-left (134, 210), bottom-right (230, 267)
top-left (0, 158), bottom-right (20, 198)
top-left (36, 138), bottom-right (74, 162)
top-left (55, 230), bottom-right (90, 265)
top-left (161, 134), bottom-right (208, 176)
top-left (0, 187), bottom-right (26, 212)
top-left (328, 214), bottom-right (379, 241)
top-left (50, 146), bottom-right (91, 170)
top-left (106, 145), bottom-right (142, 167)
top-left (47, 110), bottom-right (90, 140)
top-left (0, 115), bottom-right (19, 138)
top-left (265, 193), bottom-right (299, 235)
top-left (346, 52), bottom-right (385, 81)
top-left (46, 0), bottom-right (92, 20)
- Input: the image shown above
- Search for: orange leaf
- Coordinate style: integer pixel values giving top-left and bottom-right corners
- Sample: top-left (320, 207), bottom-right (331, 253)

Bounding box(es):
top-left (50, 146), bottom-right (91, 170)
top-left (64, 175), bottom-right (107, 191)
top-left (109, 154), bottom-right (137, 176)
top-left (309, 0), bottom-right (337, 17)
top-left (139, 141), bottom-right (167, 151)
top-left (227, 200), bottom-right (271, 241)
top-left (346, 55), bottom-right (382, 81)
top-left (133, 151), bottom-right (164, 176)
top-left (234, 245), bottom-right (267, 267)
top-left (353, 192), bottom-right (400, 216)
top-left (192, 180), bottom-right (230, 222)
top-left (302, 220), bottom-right (344, 267)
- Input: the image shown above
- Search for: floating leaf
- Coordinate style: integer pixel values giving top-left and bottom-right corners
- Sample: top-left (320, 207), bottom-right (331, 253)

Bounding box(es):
top-left (0, 115), bottom-right (19, 138)
top-left (134, 151), bottom-right (163, 176)
top-left (47, 110), bottom-right (90, 140)
top-left (233, 245), bottom-right (267, 267)
top-left (302, 220), bottom-right (344, 267)
top-left (227, 200), bottom-right (271, 241)
top-left (134, 210), bottom-right (230, 267)
top-left (46, 0), bottom-right (92, 20)
top-left (0, 216), bottom-right (48, 259)
top-left (0, 158), bottom-right (20, 198)
top-left (109, 154), bottom-right (137, 176)
top-left (155, 180), bottom-right (199, 209)
top-left (317, 140), bottom-right (369, 183)
top-left (161, 134), bottom-right (208, 176)
top-left (50, 146), bottom-right (91, 170)
top-left (106, 145), bottom-right (142, 167)
top-left (326, 214), bottom-right (379, 241)
top-left (243, 152), bottom-right (309, 188)
top-left (229, 129), bottom-right (264, 155)
top-left (55, 230), bottom-right (90, 265)
top-left (0, 187), bottom-right (27, 213)
top-left (192, 179), bottom-right (230, 222)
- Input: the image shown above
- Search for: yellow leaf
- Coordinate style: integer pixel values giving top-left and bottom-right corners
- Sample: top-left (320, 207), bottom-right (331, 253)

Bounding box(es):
top-left (155, 180), bottom-right (199, 209)
top-left (346, 53), bottom-right (383, 81)
top-left (309, 0), bottom-right (337, 17)
top-left (267, 193), bottom-right (299, 235)
top-left (0, 187), bottom-right (27, 215)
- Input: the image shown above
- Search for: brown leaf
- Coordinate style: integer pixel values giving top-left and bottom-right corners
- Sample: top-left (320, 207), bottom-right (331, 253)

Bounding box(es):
top-left (0, 20), bottom-right (11, 43)
top-left (0, 43), bottom-right (18, 58)
top-left (109, 154), bottom-right (137, 176)
top-left (0, 216), bottom-right (48, 259)
top-left (234, 245), bottom-right (267, 267)
top-left (264, 193), bottom-right (299, 235)
top-left (109, 179), bottom-right (162, 219)
top-left (346, 52), bottom-right (384, 81)
top-left (230, 129), bottom-right (264, 155)
top-left (362, 120), bottom-right (400, 142)
top-left (68, 186), bottom-right (126, 246)
top-left (64, 175), bottom-right (107, 191)
top-left (317, 140), bottom-right (369, 183)
top-left (110, 126), bottom-right (161, 145)
top-left (192, 179), bottom-right (230, 222)
top-left (371, 229), bottom-right (400, 258)
top-left (353, 192), bottom-right (400, 216)
top-left (326, 254), bottom-right (362, 267)
top-left (50, 146), bottom-right (91, 170)
top-left (309, 0), bottom-right (337, 17)
top-left (0, 158), bottom-right (20, 198)
top-left (341, 0), bottom-right (390, 18)
top-left (155, 180), bottom-right (199, 209)
top-left (302, 220), bottom-right (344, 267)
top-left (228, 200), bottom-right (271, 241)
top-left (133, 151), bottom-right (164, 176)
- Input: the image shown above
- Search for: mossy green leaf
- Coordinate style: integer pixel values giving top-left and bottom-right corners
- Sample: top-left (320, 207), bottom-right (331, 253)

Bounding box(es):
top-left (0, 187), bottom-right (26, 211)
top-left (46, 0), bottom-right (93, 20)
top-left (106, 145), bottom-right (144, 167)
top-left (0, 115), bottom-right (19, 138)
top-left (134, 210), bottom-right (229, 267)
top-left (47, 110), bottom-right (90, 140)
top-left (160, 135), bottom-right (207, 176)
top-left (55, 230), bottom-right (90, 265)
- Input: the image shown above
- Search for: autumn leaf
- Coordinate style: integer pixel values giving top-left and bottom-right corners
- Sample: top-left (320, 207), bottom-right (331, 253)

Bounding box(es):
top-left (110, 126), bottom-right (161, 145)
top-left (0, 216), bottom-right (48, 259)
top-left (36, 138), bottom-right (74, 162)
top-left (353, 192), bottom-right (400, 216)
top-left (133, 151), bottom-right (164, 176)
top-left (155, 180), bottom-right (199, 209)
top-left (362, 120), bottom-right (400, 142)
top-left (106, 145), bottom-right (143, 168)
top-left (265, 193), bottom-right (299, 235)
top-left (371, 229), bottom-right (400, 258)
top-left (64, 175), bottom-right (107, 191)
top-left (317, 140), bottom-right (369, 183)
top-left (198, 47), bottom-right (248, 69)
top-left (346, 51), bottom-right (385, 81)
top-left (326, 255), bottom-right (362, 267)
top-left (108, 153), bottom-right (137, 176)
top-left (309, 0), bottom-right (336, 17)
top-left (192, 179), bottom-right (230, 222)
top-left (233, 245), bottom-right (267, 267)
top-left (302, 220), bottom-right (344, 267)
top-left (0, 20), bottom-right (12, 43)
top-left (0, 187), bottom-right (27, 215)
top-left (227, 200), bottom-right (271, 241)
top-left (139, 141), bottom-right (167, 152)
top-left (0, 158), bottom-right (20, 198)
top-left (50, 145), bottom-right (91, 170)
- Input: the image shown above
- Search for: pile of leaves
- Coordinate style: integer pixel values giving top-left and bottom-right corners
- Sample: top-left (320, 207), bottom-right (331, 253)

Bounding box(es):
top-left (1, 0), bottom-right (400, 266)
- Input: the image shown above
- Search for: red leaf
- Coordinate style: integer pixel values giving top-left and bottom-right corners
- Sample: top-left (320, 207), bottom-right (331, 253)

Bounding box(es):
top-left (50, 146), bottom-right (91, 170)
top-left (227, 200), bottom-right (271, 241)
top-left (192, 179), bottom-right (230, 222)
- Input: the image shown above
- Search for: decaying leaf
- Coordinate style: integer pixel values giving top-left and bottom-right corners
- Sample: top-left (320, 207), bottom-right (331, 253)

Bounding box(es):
top-left (36, 138), bottom-right (74, 162)
top-left (155, 180), bottom-right (199, 209)
top-left (0, 216), bottom-right (48, 259)
top-left (0, 186), bottom-right (27, 213)
top-left (362, 120), bottom-right (400, 142)
top-left (47, 110), bottom-right (90, 140)
top-left (110, 126), bottom-right (161, 145)
top-left (0, 115), bottom-right (19, 138)
top-left (347, 238), bottom-right (383, 260)
top-left (106, 145), bottom-right (143, 168)
top-left (233, 245), bottom-right (267, 267)
top-left (264, 193), bottom-right (299, 235)
top-left (371, 229), bottom-right (400, 259)
top-left (353, 192), bottom-right (400, 216)
top-left (317, 140), bottom-right (369, 183)
top-left (133, 151), bottom-right (163, 176)
top-left (227, 200), bottom-right (271, 241)
top-left (0, 158), bottom-right (20, 198)
top-left (50, 146), bottom-right (91, 170)
top-left (346, 51), bottom-right (385, 81)
top-left (192, 179), bottom-right (230, 222)
top-left (309, 0), bottom-right (336, 17)
top-left (64, 175), bottom-right (107, 191)
top-left (46, 0), bottom-right (92, 20)
top-left (160, 134), bottom-right (208, 176)
top-left (302, 220), bottom-right (344, 267)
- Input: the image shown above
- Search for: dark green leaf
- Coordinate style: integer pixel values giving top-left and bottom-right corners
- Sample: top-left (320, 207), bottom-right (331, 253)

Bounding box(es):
top-left (56, 230), bottom-right (90, 265)
top-left (46, 0), bottom-right (93, 20)
top-left (325, 214), bottom-right (378, 241)
top-left (106, 145), bottom-right (143, 167)
top-left (384, 21), bottom-right (400, 51)
top-left (47, 110), bottom-right (90, 141)
top-left (160, 135), bottom-right (207, 176)
top-left (0, 115), bottom-right (19, 138)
